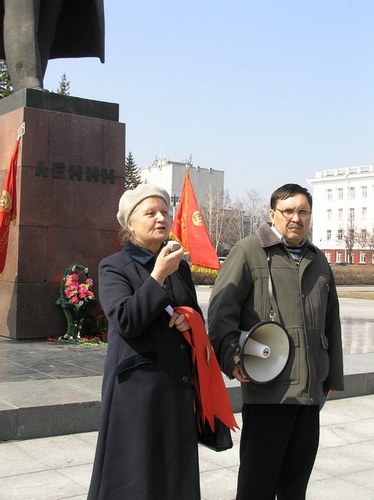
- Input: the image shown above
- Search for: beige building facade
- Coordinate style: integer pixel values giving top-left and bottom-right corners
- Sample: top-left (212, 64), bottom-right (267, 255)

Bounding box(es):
top-left (308, 165), bottom-right (374, 265)
top-left (140, 157), bottom-right (224, 215)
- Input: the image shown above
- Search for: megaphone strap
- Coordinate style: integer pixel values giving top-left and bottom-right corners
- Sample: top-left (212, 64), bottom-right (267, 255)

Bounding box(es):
top-left (266, 251), bottom-right (279, 322)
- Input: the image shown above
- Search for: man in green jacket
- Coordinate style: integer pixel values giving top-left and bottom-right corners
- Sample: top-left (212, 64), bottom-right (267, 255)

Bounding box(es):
top-left (208, 183), bottom-right (344, 500)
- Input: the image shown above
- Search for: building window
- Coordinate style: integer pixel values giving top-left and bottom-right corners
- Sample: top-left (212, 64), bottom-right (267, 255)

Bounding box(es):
top-left (361, 207), bottom-right (367, 219)
top-left (337, 188), bottom-right (343, 199)
top-left (359, 251), bottom-right (366, 264)
top-left (361, 229), bottom-right (367, 241)
top-left (349, 208), bottom-right (355, 220)
top-left (327, 189), bottom-right (332, 200)
top-left (326, 230), bottom-right (331, 241)
top-left (337, 229), bottom-right (343, 240)
top-left (338, 208), bottom-right (343, 220)
top-left (325, 251), bottom-right (331, 263)
top-left (348, 187), bottom-right (355, 199)
top-left (361, 186), bottom-right (367, 199)
top-left (327, 209), bottom-right (332, 220)
top-left (336, 252), bottom-right (342, 263)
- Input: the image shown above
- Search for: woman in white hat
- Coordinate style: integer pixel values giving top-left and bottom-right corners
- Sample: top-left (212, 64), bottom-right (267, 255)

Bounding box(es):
top-left (88, 183), bottom-right (202, 499)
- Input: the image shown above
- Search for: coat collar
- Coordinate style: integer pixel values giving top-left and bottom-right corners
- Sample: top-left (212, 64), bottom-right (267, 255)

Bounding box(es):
top-left (123, 240), bottom-right (157, 265)
top-left (256, 222), bottom-right (317, 255)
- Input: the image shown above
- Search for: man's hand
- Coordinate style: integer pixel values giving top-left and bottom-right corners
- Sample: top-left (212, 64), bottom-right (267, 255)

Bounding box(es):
top-left (232, 363), bottom-right (249, 383)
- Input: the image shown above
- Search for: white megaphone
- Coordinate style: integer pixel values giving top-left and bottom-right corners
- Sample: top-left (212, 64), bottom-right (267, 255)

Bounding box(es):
top-left (239, 321), bottom-right (290, 384)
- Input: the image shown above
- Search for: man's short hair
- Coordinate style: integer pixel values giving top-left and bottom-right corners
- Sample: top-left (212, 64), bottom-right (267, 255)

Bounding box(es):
top-left (270, 184), bottom-right (313, 210)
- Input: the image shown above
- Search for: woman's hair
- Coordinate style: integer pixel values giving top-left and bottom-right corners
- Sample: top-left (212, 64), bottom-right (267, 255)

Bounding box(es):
top-left (270, 183), bottom-right (313, 210)
top-left (118, 226), bottom-right (132, 245)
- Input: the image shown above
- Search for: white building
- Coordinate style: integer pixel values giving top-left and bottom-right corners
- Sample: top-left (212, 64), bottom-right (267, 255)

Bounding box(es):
top-left (140, 157), bottom-right (224, 213)
top-left (308, 165), bottom-right (374, 265)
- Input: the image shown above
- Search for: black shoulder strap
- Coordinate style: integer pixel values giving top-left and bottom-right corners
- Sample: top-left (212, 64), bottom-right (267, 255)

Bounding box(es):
top-left (265, 250), bottom-right (280, 322)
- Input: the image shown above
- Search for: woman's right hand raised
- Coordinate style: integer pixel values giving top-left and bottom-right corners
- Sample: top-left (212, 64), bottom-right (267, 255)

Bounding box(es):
top-left (151, 244), bottom-right (184, 286)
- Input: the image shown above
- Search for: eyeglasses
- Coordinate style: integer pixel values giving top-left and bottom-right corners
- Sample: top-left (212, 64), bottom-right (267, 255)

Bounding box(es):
top-left (274, 208), bottom-right (312, 220)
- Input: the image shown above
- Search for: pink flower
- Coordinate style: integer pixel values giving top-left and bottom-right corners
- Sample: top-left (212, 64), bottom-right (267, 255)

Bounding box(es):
top-left (78, 283), bottom-right (88, 295)
top-left (62, 267), bottom-right (96, 307)
top-left (65, 274), bottom-right (79, 285)
top-left (78, 284), bottom-right (95, 300)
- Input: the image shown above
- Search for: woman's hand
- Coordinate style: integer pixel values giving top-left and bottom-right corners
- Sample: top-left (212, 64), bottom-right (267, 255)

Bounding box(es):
top-left (168, 312), bottom-right (190, 332)
top-left (151, 245), bottom-right (184, 285)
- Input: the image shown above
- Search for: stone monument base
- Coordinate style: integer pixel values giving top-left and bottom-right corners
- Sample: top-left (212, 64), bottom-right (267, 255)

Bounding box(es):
top-left (0, 89), bottom-right (125, 339)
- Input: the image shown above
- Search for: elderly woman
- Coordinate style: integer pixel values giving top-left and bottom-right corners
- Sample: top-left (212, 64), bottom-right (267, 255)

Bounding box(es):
top-left (88, 184), bottom-right (202, 500)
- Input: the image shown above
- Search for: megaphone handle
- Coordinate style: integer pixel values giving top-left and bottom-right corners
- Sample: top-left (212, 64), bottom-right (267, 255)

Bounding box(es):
top-left (244, 337), bottom-right (271, 358)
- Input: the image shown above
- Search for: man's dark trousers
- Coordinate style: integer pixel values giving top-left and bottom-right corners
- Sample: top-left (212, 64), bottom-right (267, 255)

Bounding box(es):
top-left (237, 403), bottom-right (320, 500)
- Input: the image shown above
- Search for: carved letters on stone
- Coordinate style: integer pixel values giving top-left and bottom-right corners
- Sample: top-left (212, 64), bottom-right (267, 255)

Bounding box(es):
top-left (34, 160), bottom-right (115, 183)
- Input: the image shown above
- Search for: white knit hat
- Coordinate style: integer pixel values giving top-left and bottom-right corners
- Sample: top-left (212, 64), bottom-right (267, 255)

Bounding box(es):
top-left (117, 183), bottom-right (170, 228)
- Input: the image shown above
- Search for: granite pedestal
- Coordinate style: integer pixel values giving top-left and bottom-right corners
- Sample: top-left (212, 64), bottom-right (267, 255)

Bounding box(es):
top-left (0, 89), bottom-right (125, 339)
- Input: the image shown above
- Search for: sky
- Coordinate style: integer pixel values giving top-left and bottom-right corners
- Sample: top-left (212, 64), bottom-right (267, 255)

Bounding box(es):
top-left (44, 0), bottom-right (374, 201)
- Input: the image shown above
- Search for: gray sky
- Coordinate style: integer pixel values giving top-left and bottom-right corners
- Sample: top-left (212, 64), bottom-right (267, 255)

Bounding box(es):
top-left (44, 0), bottom-right (374, 200)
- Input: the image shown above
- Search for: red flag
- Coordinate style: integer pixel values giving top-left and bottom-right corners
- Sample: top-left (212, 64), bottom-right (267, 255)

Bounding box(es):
top-left (170, 169), bottom-right (220, 275)
top-left (0, 140), bottom-right (20, 274)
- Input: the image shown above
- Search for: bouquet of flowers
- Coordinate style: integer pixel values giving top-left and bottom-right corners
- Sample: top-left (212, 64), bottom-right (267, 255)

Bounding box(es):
top-left (64, 269), bottom-right (94, 308)
top-left (56, 263), bottom-right (96, 339)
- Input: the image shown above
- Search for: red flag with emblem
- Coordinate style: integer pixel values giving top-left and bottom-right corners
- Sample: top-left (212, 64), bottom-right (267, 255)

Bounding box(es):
top-left (0, 140), bottom-right (20, 274)
top-left (170, 169), bottom-right (220, 275)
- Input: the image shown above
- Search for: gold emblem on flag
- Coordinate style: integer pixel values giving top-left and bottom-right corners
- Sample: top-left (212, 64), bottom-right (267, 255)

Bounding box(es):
top-left (192, 210), bottom-right (204, 226)
top-left (0, 191), bottom-right (12, 212)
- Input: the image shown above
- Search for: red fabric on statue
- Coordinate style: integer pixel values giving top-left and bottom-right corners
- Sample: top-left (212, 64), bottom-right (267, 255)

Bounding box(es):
top-left (175, 305), bottom-right (239, 433)
top-left (0, 139), bottom-right (19, 274)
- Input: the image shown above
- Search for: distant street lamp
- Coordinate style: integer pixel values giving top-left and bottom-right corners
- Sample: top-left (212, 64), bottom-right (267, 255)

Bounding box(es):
top-left (171, 194), bottom-right (180, 219)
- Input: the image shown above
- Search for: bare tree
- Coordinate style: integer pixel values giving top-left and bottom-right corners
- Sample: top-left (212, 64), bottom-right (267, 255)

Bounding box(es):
top-left (200, 188), bottom-right (269, 254)
top-left (200, 187), bottom-right (230, 253)
top-left (223, 190), bottom-right (268, 246)
top-left (366, 232), bottom-right (374, 265)
top-left (338, 219), bottom-right (357, 264)
top-left (356, 229), bottom-right (374, 265)
top-left (224, 199), bottom-right (246, 246)
top-left (200, 188), bottom-right (265, 255)
top-left (241, 189), bottom-right (268, 235)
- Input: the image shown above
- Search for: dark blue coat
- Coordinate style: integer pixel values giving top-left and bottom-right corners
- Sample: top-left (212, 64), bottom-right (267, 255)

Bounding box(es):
top-left (88, 242), bottom-right (202, 500)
